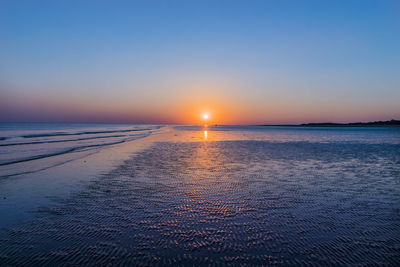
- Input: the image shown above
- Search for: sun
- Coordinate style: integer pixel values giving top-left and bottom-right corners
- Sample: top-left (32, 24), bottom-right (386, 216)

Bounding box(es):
top-left (203, 114), bottom-right (209, 120)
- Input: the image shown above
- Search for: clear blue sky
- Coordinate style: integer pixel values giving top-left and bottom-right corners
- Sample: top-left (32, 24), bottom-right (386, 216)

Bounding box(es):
top-left (1, 0), bottom-right (399, 124)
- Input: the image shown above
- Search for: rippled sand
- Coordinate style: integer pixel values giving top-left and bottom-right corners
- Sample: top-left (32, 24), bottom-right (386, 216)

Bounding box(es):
top-left (0, 128), bottom-right (399, 265)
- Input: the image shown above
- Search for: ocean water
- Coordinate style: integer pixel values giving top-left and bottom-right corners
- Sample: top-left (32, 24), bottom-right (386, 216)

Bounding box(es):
top-left (0, 124), bottom-right (399, 265)
top-left (0, 123), bottom-right (163, 177)
top-left (176, 125), bottom-right (400, 144)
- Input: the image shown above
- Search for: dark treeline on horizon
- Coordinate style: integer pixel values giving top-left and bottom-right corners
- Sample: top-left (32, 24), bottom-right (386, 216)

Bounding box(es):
top-left (261, 119), bottom-right (400, 127)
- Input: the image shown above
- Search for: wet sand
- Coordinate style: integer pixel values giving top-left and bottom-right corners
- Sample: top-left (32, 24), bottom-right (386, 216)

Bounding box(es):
top-left (0, 127), bottom-right (399, 265)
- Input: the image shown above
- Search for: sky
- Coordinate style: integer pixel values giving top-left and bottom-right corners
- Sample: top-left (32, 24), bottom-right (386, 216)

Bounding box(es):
top-left (1, 0), bottom-right (399, 125)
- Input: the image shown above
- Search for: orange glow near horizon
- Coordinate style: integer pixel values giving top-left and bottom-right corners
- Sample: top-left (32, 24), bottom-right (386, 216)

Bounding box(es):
top-left (7, 75), bottom-right (379, 125)
top-left (4, 78), bottom-right (397, 125)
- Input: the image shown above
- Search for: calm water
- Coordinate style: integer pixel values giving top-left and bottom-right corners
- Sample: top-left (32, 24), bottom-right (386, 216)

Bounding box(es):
top-left (0, 124), bottom-right (399, 265)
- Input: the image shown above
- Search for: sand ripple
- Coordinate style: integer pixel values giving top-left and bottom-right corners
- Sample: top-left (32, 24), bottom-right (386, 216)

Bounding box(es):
top-left (0, 141), bottom-right (399, 265)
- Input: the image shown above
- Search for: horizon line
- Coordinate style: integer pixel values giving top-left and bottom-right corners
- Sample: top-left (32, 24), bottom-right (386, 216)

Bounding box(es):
top-left (0, 119), bottom-right (398, 126)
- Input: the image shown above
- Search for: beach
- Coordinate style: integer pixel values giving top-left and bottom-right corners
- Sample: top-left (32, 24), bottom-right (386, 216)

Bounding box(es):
top-left (0, 124), bottom-right (399, 265)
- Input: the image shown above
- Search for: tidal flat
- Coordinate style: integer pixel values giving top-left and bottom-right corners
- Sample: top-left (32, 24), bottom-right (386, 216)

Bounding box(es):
top-left (0, 125), bottom-right (399, 265)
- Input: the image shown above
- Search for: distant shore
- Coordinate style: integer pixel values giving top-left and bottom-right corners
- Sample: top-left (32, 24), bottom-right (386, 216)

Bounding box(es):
top-left (260, 119), bottom-right (400, 127)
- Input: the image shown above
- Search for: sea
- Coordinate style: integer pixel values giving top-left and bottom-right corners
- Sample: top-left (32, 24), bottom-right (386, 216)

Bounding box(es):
top-left (0, 123), bottom-right (163, 177)
top-left (0, 123), bottom-right (399, 265)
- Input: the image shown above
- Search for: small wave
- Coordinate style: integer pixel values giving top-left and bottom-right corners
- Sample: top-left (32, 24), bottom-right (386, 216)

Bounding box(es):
top-left (22, 128), bottom-right (154, 138)
top-left (0, 150), bottom-right (99, 178)
top-left (0, 136), bottom-right (147, 166)
top-left (0, 134), bottom-right (128, 147)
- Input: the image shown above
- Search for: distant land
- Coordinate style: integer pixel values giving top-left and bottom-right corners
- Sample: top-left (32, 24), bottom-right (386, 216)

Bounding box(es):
top-left (261, 119), bottom-right (400, 127)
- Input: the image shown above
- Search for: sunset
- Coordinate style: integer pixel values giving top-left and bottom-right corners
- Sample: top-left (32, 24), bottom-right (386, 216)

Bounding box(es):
top-left (1, 1), bottom-right (399, 125)
top-left (0, 0), bottom-right (399, 265)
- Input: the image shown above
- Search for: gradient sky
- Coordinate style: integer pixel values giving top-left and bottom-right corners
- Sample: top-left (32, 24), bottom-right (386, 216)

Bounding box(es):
top-left (1, 0), bottom-right (399, 124)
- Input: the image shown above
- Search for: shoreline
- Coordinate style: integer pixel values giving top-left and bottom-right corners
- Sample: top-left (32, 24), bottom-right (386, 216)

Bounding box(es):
top-left (259, 124), bottom-right (400, 127)
top-left (258, 119), bottom-right (400, 127)
top-left (0, 126), bottom-right (173, 228)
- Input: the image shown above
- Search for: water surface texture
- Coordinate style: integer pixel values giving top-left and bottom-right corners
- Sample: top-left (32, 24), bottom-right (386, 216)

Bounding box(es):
top-left (0, 125), bottom-right (399, 265)
top-left (0, 123), bottom-right (162, 177)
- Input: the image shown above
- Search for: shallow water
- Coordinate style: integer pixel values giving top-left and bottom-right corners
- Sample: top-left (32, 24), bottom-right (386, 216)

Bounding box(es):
top-left (0, 123), bottom-right (162, 175)
top-left (0, 125), bottom-right (399, 265)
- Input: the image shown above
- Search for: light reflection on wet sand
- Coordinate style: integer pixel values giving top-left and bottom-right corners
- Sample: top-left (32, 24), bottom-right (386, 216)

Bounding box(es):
top-left (0, 127), bottom-right (399, 265)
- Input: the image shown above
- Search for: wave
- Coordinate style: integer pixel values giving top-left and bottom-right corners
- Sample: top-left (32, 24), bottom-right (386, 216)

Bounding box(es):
top-left (0, 134), bottom-right (149, 166)
top-left (22, 128), bottom-right (154, 138)
top-left (0, 134), bottom-right (128, 147)
top-left (0, 141), bottom-right (123, 166)
top-left (0, 151), bottom-right (99, 178)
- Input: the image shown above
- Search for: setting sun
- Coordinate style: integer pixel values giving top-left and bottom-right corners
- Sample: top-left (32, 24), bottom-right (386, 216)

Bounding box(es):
top-left (0, 1), bottom-right (398, 265)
